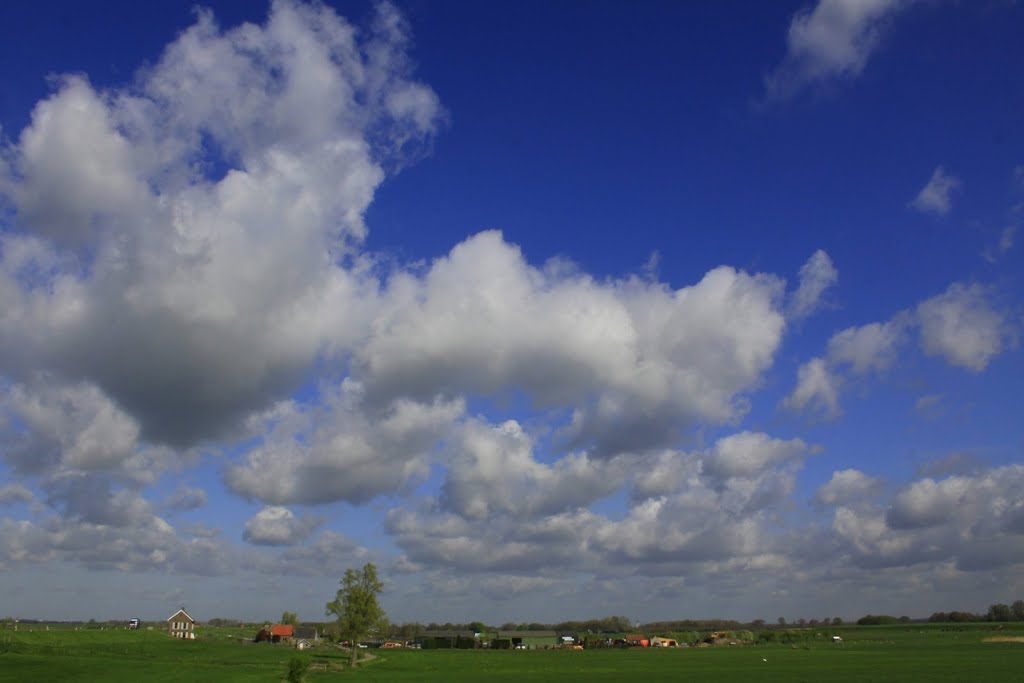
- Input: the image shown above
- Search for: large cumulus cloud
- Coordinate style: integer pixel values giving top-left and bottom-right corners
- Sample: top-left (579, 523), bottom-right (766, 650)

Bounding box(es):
top-left (0, 0), bottom-right (442, 446)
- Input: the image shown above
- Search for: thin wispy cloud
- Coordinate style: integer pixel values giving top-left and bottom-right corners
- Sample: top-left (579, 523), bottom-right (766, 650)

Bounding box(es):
top-left (764, 0), bottom-right (915, 101)
top-left (910, 165), bottom-right (961, 216)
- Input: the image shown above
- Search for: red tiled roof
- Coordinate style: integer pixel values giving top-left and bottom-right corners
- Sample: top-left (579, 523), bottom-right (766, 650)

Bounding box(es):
top-left (271, 624), bottom-right (294, 637)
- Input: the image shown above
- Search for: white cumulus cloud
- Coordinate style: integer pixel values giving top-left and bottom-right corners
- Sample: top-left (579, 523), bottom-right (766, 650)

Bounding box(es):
top-left (815, 468), bottom-right (885, 506)
top-left (242, 506), bottom-right (321, 546)
top-left (826, 319), bottom-right (906, 374)
top-left (917, 283), bottom-right (1012, 371)
top-left (0, 0), bottom-right (443, 447)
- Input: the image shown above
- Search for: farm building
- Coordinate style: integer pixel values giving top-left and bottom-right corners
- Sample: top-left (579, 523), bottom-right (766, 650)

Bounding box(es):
top-left (270, 624), bottom-right (294, 643)
top-left (491, 631), bottom-right (559, 649)
top-left (294, 625), bottom-right (319, 643)
top-left (651, 637), bottom-right (678, 647)
top-left (166, 609), bottom-right (195, 640)
top-left (624, 634), bottom-right (650, 647)
top-left (415, 630), bottom-right (479, 649)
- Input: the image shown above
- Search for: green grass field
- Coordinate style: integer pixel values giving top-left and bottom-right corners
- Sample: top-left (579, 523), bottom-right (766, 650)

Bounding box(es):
top-left (1, 623), bottom-right (1022, 682)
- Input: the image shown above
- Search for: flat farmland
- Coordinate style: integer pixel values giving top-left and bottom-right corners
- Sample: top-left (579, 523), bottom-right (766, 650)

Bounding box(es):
top-left (1, 624), bottom-right (1022, 682)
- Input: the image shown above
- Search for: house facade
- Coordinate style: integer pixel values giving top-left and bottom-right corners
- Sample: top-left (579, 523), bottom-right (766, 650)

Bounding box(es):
top-left (167, 609), bottom-right (196, 639)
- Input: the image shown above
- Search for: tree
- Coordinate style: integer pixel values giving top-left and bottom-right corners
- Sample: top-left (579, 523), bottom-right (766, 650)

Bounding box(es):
top-left (281, 611), bottom-right (299, 627)
top-left (377, 616), bottom-right (392, 639)
top-left (326, 562), bottom-right (385, 668)
top-left (1011, 600), bottom-right (1024, 621)
top-left (987, 604), bottom-right (1011, 622)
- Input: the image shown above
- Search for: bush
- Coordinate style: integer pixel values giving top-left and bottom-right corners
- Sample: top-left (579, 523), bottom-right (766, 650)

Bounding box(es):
top-left (286, 655), bottom-right (310, 683)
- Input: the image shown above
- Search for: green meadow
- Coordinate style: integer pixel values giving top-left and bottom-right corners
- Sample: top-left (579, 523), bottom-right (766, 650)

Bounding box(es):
top-left (1, 623), bottom-right (1022, 682)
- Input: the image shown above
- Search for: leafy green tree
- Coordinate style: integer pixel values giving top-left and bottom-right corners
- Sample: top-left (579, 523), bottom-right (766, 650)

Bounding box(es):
top-left (326, 562), bottom-right (385, 668)
top-left (987, 603), bottom-right (1011, 622)
top-left (281, 611), bottom-right (299, 627)
top-left (1011, 600), bottom-right (1024, 621)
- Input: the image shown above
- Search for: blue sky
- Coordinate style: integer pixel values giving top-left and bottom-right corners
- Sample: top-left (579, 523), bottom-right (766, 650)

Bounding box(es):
top-left (0, 0), bottom-right (1022, 625)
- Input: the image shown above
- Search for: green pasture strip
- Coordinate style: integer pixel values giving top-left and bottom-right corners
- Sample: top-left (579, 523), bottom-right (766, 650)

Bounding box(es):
top-left (0, 628), bottom-right (346, 683)
top-left (2, 623), bottom-right (1023, 682)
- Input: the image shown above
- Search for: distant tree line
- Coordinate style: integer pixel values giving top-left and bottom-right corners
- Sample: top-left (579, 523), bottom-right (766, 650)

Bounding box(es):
top-left (773, 617), bottom-right (844, 628)
top-left (855, 600), bottom-right (1024, 625)
top-left (856, 615), bottom-right (912, 625)
top-left (929, 600), bottom-right (1024, 624)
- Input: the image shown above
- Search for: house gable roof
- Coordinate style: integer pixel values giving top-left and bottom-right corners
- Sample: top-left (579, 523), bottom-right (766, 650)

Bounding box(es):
top-left (270, 624), bottom-right (294, 637)
top-left (166, 609), bottom-right (195, 623)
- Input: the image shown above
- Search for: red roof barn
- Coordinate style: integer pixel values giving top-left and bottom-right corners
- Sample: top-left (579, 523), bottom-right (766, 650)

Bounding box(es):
top-left (270, 624), bottom-right (294, 643)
